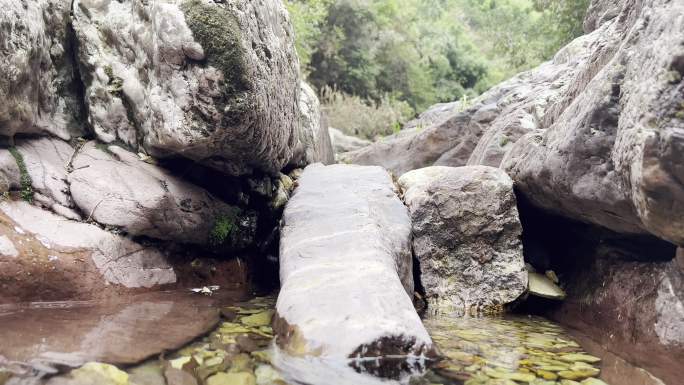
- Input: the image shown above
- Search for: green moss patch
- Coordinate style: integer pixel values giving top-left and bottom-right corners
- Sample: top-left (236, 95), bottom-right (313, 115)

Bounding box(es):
top-left (8, 147), bottom-right (33, 203)
top-left (210, 212), bottom-right (237, 246)
top-left (181, 0), bottom-right (252, 120)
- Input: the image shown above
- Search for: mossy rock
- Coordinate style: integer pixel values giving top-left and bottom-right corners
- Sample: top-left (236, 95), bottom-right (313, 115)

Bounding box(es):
top-left (181, 0), bottom-right (252, 121)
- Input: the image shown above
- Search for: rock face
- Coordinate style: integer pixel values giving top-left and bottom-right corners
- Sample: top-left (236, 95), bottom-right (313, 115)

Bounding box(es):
top-left (0, 200), bottom-right (177, 303)
top-left (69, 142), bottom-right (244, 245)
top-left (289, 82), bottom-right (335, 167)
top-left (344, 0), bottom-right (684, 248)
top-left (503, 0), bottom-right (684, 245)
top-left (0, 0), bottom-right (85, 140)
top-left (14, 137), bottom-right (82, 220)
top-left (518, 199), bottom-right (683, 384)
top-left (275, 164), bottom-right (433, 358)
top-left (554, 258), bottom-right (683, 385)
top-left (398, 166), bottom-right (527, 313)
top-left (328, 128), bottom-right (371, 154)
top-left (71, 0), bottom-right (300, 175)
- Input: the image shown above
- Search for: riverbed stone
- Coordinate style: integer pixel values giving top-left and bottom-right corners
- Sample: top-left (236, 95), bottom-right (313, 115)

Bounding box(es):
top-left (71, 0), bottom-right (300, 175)
top-left (398, 166), bottom-right (527, 312)
top-left (275, 164), bottom-right (434, 358)
top-left (0, 0), bottom-right (85, 140)
top-left (69, 142), bottom-right (240, 245)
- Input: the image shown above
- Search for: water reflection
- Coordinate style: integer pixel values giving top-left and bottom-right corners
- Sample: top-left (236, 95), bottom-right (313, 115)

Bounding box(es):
top-left (0, 290), bottom-right (245, 373)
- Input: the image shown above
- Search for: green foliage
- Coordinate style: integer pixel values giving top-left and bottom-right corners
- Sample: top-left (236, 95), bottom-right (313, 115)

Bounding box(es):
top-left (210, 213), bottom-right (237, 246)
top-left (321, 86), bottom-right (413, 140)
top-left (288, 0), bottom-right (589, 127)
top-left (457, 0), bottom-right (590, 87)
top-left (300, 0), bottom-right (487, 112)
top-left (285, 0), bottom-right (333, 71)
top-left (8, 147), bottom-right (33, 203)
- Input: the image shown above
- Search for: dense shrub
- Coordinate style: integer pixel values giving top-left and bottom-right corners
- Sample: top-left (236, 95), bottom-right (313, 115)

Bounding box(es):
top-left (320, 86), bottom-right (413, 140)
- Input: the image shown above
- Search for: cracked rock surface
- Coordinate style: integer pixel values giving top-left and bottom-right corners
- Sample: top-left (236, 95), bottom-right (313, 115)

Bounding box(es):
top-left (69, 142), bottom-right (238, 245)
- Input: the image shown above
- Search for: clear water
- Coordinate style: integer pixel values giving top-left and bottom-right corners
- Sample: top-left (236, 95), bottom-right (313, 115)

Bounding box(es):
top-left (0, 292), bottom-right (657, 385)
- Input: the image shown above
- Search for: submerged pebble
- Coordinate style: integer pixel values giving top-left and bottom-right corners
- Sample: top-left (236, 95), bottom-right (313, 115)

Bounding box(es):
top-left (40, 295), bottom-right (608, 385)
top-left (423, 314), bottom-right (606, 385)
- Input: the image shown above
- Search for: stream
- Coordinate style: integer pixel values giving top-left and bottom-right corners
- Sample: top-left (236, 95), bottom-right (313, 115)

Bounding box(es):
top-left (0, 291), bottom-right (663, 385)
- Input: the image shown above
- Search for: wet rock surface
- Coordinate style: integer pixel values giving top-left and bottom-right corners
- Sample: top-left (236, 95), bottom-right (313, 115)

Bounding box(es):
top-left (275, 164), bottom-right (433, 358)
top-left (518, 200), bottom-right (682, 385)
top-left (0, 200), bottom-right (177, 302)
top-left (398, 166), bottom-right (527, 313)
top-left (0, 290), bottom-right (245, 370)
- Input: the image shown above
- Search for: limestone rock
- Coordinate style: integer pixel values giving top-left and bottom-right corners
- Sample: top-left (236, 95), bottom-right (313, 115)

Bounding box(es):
top-left (0, 0), bottom-right (85, 140)
top-left (504, 0), bottom-right (684, 244)
top-left (290, 82), bottom-right (335, 167)
top-left (0, 150), bottom-right (20, 193)
top-left (398, 166), bottom-right (527, 312)
top-left (328, 128), bottom-right (371, 154)
top-left (71, 0), bottom-right (300, 175)
top-left (550, 256), bottom-right (683, 385)
top-left (275, 164), bottom-right (433, 358)
top-left (14, 137), bottom-right (81, 219)
top-left (69, 142), bottom-right (242, 245)
top-left (0, 200), bottom-right (176, 302)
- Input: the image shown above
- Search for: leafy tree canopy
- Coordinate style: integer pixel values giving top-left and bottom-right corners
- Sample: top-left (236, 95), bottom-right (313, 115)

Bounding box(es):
top-left (287, 0), bottom-right (589, 116)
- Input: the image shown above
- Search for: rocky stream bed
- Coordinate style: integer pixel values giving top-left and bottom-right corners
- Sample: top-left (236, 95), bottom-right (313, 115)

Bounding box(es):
top-left (0, 290), bottom-right (662, 385)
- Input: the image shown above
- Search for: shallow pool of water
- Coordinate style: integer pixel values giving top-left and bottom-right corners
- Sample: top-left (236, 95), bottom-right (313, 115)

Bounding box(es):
top-left (0, 292), bottom-right (663, 385)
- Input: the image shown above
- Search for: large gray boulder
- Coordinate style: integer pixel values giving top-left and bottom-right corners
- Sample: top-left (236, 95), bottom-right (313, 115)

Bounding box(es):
top-left (0, 0), bottom-right (85, 140)
top-left (69, 142), bottom-right (244, 245)
top-left (14, 137), bottom-right (82, 220)
top-left (72, 0), bottom-right (300, 175)
top-left (274, 164), bottom-right (434, 359)
top-left (398, 166), bottom-right (527, 313)
top-left (503, 0), bottom-right (684, 245)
